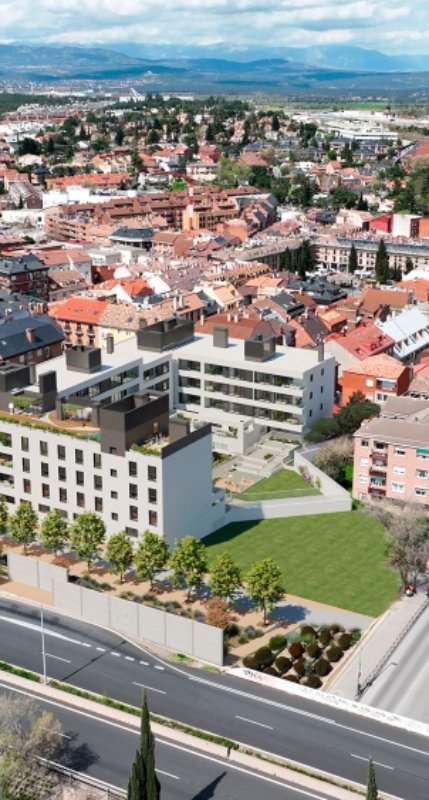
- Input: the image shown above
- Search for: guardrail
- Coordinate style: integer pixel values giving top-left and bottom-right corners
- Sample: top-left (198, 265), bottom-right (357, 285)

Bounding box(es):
top-left (357, 597), bottom-right (429, 700)
top-left (39, 757), bottom-right (126, 799)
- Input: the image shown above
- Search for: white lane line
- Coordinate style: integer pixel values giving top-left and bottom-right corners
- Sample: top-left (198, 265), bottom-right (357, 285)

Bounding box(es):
top-left (140, 660), bottom-right (149, 666)
top-left (236, 715), bottom-right (273, 730)
top-left (44, 653), bottom-right (71, 664)
top-left (157, 769), bottom-right (180, 780)
top-left (96, 647), bottom-right (106, 653)
top-left (110, 652), bottom-right (121, 657)
top-left (154, 665), bottom-right (164, 671)
top-left (81, 643), bottom-right (91, 648)
top-left (351, 754), bottom-right (394, 770)
top-left (125, 656), bottom-right (135, 662)
top-left (132, 681), bottom-right (166, 695)
top-left (0, 615), bottom-right (89, 648)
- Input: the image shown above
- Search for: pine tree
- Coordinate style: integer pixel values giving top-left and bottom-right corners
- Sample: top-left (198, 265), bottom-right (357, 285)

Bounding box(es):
top-left (348, 243), bottom-right (358, 274)
top-left (366, 758), bottom-right (379, 800)
top-left (375, 239), bottom-right (390, 284)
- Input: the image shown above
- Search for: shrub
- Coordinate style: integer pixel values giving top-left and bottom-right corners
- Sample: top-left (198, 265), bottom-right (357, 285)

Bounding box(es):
top-left (319, 629), bottom-right (331, 646)
top-left (287, 629), bottom-right (301, 643)
top-left (283, 674), bottom-right (300, 683)
top-left (304, 675), bottom-right (322, 689)
top-left (253, 646), bottom-right (274, 669)
top-left (314, 658), bottom-right (332, 677)
top-left (326, 645), bottom-right (343, 663)
top-left (238, 635), bottom-right (250, 645)
top-left (275, 656), bottom-right (292, 674)
top-left (329, 624), bottom-right (344, 635)
top-left (269, 634), bottom-right (287, 651)
top-left (206, 597), bottom-right (230, 630)
top-left (293, 658), bottom-right (306, 677)
top-left (300, 631), bottom-right (317, 645)
top-left (264, 667), bottom-right (279, 676)
top-left (288, 641), bottom-right (303, 659)
top-left (337, 633), bottom-right (352, 651)
top-left (227, 622), bottom-right (240, 638)
top-left (306, 642), bottom-right (321, 659)
top-left (350, 628), bottom-right (362, 646)
top-left (300, 625), bottom-right (316, 638)
top-left (243, 655), bottom-right (258, 669)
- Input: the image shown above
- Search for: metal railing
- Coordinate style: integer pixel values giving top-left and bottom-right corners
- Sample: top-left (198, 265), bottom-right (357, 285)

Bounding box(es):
top-left (38, 758), bottom-right (126, 799)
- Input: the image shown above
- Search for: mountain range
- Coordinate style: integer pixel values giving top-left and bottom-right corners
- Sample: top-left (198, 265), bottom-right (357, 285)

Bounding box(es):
top-left (1, 43), bottom-right (429, 97)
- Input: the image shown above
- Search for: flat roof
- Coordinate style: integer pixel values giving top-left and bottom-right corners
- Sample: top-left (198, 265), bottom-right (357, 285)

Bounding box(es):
top-left (357, 416), bottom-right (429, 449)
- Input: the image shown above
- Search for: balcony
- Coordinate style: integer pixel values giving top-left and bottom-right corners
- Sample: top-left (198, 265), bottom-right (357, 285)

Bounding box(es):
top-left (369, 467), bottom-right (387, 477)
top-left (370, 450), bottom-right (387, 461)
top-left (369, 486), bottom-right (386, 497)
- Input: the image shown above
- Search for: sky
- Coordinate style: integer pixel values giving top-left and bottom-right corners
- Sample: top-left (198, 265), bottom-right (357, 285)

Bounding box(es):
top-left (0, 0), bottom-right (428, 54)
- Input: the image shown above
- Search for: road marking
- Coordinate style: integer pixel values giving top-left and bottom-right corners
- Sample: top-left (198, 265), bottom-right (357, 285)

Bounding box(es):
top-left (125, 656), bottom-right (135, 662)
top-left (236, 715), bottom-right (273, 730)
top-left (157, 769), bottom-right (179, 780)
top-left (110, 652), bottom-right (121, 657)
top-left (81, 643), bottom-right (91, 648)
top-left (140, 661), bottom-right (149, 666)
top-left (351, 754), bottom-right (394, 770)
top-left (132, 681), bottom-right (166, 695)
top-left (154, 665), bottom-right (164, 671)
top-left (96, 647), bottom-right (106, 653)
top-left (44, 653), bottom-right (71, 664)
top-left (0, 615), bottom-right (88, 648)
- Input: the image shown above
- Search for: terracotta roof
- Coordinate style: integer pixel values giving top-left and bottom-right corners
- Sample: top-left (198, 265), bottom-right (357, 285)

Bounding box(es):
top-left (360, 287), bottom-right (409, 313)
top-left (343, 353), bottom-right (407, 379)
top-left (36, 248), bottom-right (90, 267)
top-left (48, 296), bottom-right (107, 324)
top-left (326, 322), bottom-right (395, 359)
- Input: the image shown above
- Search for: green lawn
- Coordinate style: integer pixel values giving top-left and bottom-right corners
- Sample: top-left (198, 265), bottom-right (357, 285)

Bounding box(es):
top-left (239, 469), bottom-right (319, 501)
top-left (203, 512), bottom-right (399, 617)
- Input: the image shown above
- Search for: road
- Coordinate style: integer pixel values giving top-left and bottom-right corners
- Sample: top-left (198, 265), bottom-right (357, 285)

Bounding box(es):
top-left (1, 683), bottom-right (334, 800)
top-left (1, 596), bottom-right (428, 800)
top-left (364, 608), bottom-right (429, 723)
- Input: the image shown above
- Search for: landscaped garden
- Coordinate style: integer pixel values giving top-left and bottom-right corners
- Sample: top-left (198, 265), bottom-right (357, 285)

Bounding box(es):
top-left (242, 622), bottom-right (361, 690)
top-left (203, 511), bottom-right (400, 617)
top-left (238, 468), bottom-right (319, 501)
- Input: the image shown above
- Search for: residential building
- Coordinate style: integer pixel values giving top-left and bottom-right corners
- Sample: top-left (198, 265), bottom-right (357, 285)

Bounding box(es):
top-left (325, 322), bottom-right (395, 376)
top-left (0, 314), bottom-right (64, 365)
top-left (353, 397), bottom-right (429, 506)
top-left (376, 307), bottom-right (429, 362)
top-left (340, 354), bottom-right (411, 405)
top-left (0, 254), bottom-right (49, 299)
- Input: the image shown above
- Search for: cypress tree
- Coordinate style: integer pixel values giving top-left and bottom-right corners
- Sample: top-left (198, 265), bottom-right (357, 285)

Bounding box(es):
top-left (140, 693), bottom-right (160, 800)
top-left (366, 758), bottom-right (379, 800)
top-left (282, 248), bottom-right (292, 271)
top-left (348, 243), bottom-right (358, 274)
top-left (375, 239), bottom-right (390, 283)
top-left (127, 749), bottom-right (146, 800)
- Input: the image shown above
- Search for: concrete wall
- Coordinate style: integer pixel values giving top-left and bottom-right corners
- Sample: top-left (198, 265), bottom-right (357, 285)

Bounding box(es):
top-left (8, 553), bottom-right (68, 591)
top-left (52, 580), bottom-right (223, 665)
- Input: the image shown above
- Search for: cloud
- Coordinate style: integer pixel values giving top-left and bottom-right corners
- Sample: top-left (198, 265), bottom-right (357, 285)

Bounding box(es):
top-left (0, 0), bottom-right (422, 54)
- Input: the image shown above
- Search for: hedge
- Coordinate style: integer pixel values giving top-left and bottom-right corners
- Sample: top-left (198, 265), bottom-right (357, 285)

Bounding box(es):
top-left (275, 656), bottom-right (292, 674)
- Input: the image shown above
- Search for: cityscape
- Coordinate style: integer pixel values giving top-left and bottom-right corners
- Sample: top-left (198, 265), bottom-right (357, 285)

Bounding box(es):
top-left (1, 6), bottom-right (429, 800)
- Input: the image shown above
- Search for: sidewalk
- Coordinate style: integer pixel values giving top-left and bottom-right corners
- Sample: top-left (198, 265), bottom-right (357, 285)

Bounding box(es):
top-left (329, 589), bottom-right (427, 700)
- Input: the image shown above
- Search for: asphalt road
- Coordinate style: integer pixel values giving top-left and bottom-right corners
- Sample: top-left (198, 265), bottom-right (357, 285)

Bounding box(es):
top-left (0, 683), bottom-right (335, 800)
top-left (1, 596), bottom-right (428, 800)
top-left (364, 609), bottom-right (429, 723)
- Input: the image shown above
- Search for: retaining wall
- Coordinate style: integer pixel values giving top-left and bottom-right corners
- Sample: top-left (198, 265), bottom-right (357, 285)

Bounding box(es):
top-left (8, 553), bottom-right (68, 592)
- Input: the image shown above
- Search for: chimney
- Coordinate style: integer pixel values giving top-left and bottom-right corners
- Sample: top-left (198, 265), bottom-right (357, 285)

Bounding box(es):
top-left (200, 311), bottom-right (205, 325)
top-left (317, 339), bottom-right (325, 362)
top-left (106, 334), bottom-right (114, 354)
top-left (25, 327), bottom-right (35, 343)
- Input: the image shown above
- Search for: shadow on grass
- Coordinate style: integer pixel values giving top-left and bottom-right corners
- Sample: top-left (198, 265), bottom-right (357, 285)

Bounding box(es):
top-left (203, 521), bottom-right (261, 549)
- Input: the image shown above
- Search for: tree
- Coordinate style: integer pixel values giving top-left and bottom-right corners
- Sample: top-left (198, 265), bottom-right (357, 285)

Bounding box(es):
top-left (215, 156), bottom-right (251, 188)
top-left (0, 494), bottom-right (8, 536)
top-left (209, 552), bottom-right (242, 602)
top-left (39, 509), bottom-right (69, 555)
top-left (281, 248), bottom-right (293, 271)
top-left (106, 530), bottom-right (134, 583)
top-left (367, 501), bottom-right (428, 590)
top-left (70, 511), bottom-right (105, 571)
top-left (405, 256), bottom-right (414, 274)
top-left (366, 757), bottom-right (379, 800)
top-left (337, 396), bottom-right (380, 435)
top-left (146, 129), bottom-right (160, 145)
top-left (305, 417), bottom-right (341, 443)
top-left (272, 113), bottom-right (280, 132)
top-left (9, 502), bottom-right (38, 554)
top-left (348, 243), bottom-right (358, 274)
top-left (115, 125), bottom-right (124, 146)
top-left (314, 437), bottom-right (354, 484)
top-left (169, 536), bottom-right (207, 602)
top-left (0, 696), bottom-right (62, 800)
top-left (375, 239), bottom-right (391, 283)
top-left (297, 239), bottom-right (314, 279)
top-left (245, 558), bottom-right (285, 625)
top-left (205, 597), bottom-right (230, 629)
top-left (128, 693), bottom-right (160, 800)
top-left (135, 531), bottom-right (169, 590)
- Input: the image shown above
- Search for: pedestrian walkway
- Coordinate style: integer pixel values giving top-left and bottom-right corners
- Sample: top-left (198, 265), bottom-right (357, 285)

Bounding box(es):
top-left (329, 588), bottom-right (427, 700)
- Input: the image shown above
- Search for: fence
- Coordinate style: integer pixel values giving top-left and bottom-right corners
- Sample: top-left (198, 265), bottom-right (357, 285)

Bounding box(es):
top-left (6, 553), bottom-right (224, 666)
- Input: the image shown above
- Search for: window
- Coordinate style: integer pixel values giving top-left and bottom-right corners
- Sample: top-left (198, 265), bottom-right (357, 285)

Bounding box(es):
top-left (394, 448), bottom-right (406, 456)
top-left (393, 466), bottom-right (405, 475)
top-left (149, 510), bottom-right (158, 526)
top-left (392, 483), bottom-right (405, 494)
top-left (38, 504), bottom-right (50, 514)
top-left (95, 497), bottom-right (103, 512)
top-left (320, 403), bottom-right (323, 411)
top-left (148, 488), bottom-right (157, 504)
top-left (361, 439), bottom-right (369, 448)
top-left (23, 479), bottom-right (31, 493)
top-left (109, 447), bottom-right (117, 455)
top-left (321, 368), bottom-right (324, 376)
top-left (22, 458), bottom-right (30, 473)
top-left (40, 462), bottom-right (49, 477)
top-left (111, 512), bottom-right (118, 521)
top-left (416, 470), bottom-right (428, 479)
top-left (129, 484), bottom-right (138, 499)
top-left (76, 470), bottom-right (84, 486)
top-left (129, 506), bottom-right (138, 521)
top-left (76, 492), bottom-right (85, 508)
top-left (110, 469), bottom-right (117, 478)
top-left (129, 461), bottom-right (137, 477)
top-left (360, 458), bottom-right (368, 467)
top-left (58, 445), bottom-right (66, 460)
top-left (42, 484), bottom-right (50, 498)
top-left (21, 437), bottom-right (29, 452)
top-left (93, 453), bottom-right (102, 469)
top-left (40, 441), bottom-right (48, 456)
top-left (366, 379), bottom-right (374, 387)
top-left (94, 475), bottom-right (102, 491)
top-left (148, 465), bottom-right (157, 482)
top-left (59, 488), bottom-right (67, 503)
top-left (374, 442), bottom-right (386, 451)
top-left (415, 487), bottom-right (427, 497)
top-left (125, 527), bottom-right (138, 538)
top-left (310, 374), bottom-right (313, 382)
top-left (111, 490), bottom-right (118, 500)
top-left (75, 449), bottom-right (83, 465)
top-left (58, 466), bottom-right (66, 481)
top-left (309, 392), bottom-right (313, 400)
top-left (359, 474), bottom-right (369, 484)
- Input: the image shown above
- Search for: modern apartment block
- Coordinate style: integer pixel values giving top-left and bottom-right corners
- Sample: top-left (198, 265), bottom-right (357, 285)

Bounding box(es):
top-left (352, 397), bottom-right (429, 506)
top-left (0, 334), bottom-right (225, 543)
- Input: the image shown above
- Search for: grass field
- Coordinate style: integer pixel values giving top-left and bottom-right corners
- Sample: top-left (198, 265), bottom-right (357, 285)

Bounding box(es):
top-left (239, 469), bottom-right (319, 501)
top-left (203, 511), bottom-right (399, 617)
